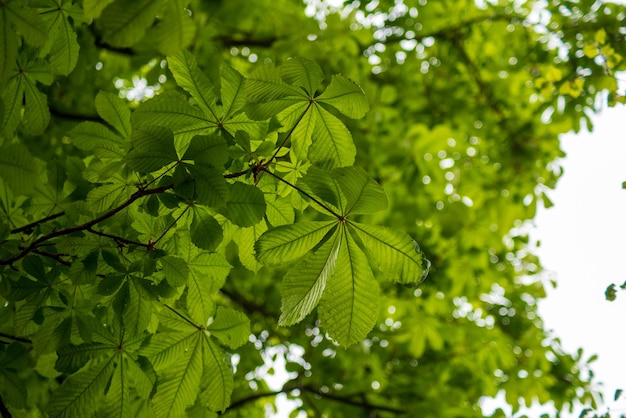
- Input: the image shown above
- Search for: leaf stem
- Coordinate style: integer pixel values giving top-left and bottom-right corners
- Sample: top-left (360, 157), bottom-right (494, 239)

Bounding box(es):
top-left (162, 304), bottom-right (201, 330)
top-left (153, 204), bottom-right (190, 246)
top-left (261, 169), bottom-right (342, 219)
top-left (266, 100), bottom-right (313, 167)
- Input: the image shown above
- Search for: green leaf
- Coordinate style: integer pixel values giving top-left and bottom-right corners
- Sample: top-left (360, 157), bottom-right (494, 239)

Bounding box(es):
top-left (99, 0), bottom-right (165, 47)
top-left (218, 183), bottom-right (266, 227)
top-left (47, 358), bottom-right (115, 418)
top-left (255, 221), bottom-right (336, 266)
top-left (133, 91), bottom-right (208, 131)
top-left (4, 1), bottom-right (47, 46)
top-left (280, 57), bottom-right (324, 95)
top-left (220, 65), bottom-right (246, 120)
top-left (149, 332), bottom-right (204, 417)
top-left (186, 267), bottom-right (216, 324)
top-left (207, 307), bottom-right (250, 349)
top-left (333, 166), bottom-right (387, 215)
top-left (0, 143), bottom-right (39, 194)
top-left (186, 164), bottom-right (229, 208)
top-left (167, 50), bottom-right (219, 121)
top-left (1, 74), bottom-right (23, 136)
top-left (265, 195), bottom-right (295, 226)
top-left (142, 309), bottom-right (234, 414)
top-left (83, 0), bottom-right (115, 19)
top-left (153, 0), bottom-right (196, 55)
top-left (124, 281), bottom-right (153, 337)
top-left (245, 63), bottom-right (307, 120)
top-left (317, 74), bottom-right (369, 118)
top-left (160, 255), bottom-right (189, 287)
top-left (278, 101), bottom-right (315, 159)
top-left (48, 14), bottom-right (79, 76)
top-left (127, 126), bottom-right (178, 173)
top-left (308, 105), bottom-right (356, 168)
top-left (190, 206), bottom-right (223, 251)
top-left (279, 234), bottom-right (341, 326)
top-left (236, 221), bottom-right (267, 273)
top-left (198, 338), bottom-right (233, 412)
top-left (302, 166), bottom-right (344, 215)
top-left (96, 91), bottom-right (131, 138)
top-left (350, 222), bottom-right (428, 284)
top-left (22, 76), bottom-right (50, 135)
top-left (86, 183), bottom-right (128, 213)
top-left (182, 135), bottom-right (228, 168)
top-left (318, 228), bottom-right (379, 346)
top-left (70, 121), bottom-right (124, 153)
top-left (0, 9), bottom-right (18, 84)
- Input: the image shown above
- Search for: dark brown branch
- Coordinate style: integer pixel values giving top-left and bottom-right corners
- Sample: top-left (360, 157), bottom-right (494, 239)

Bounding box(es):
top-left (224, 169), bottom-right (251, 179)
top-left (0, 332), bottom-right (32, 344)
top-left (225, 383), bottom-right (406, 415)
top-left (0, 184), bottom-right (174, 267)
top-left (225, 390), bottom-right (283, 411)
top-left (11, 212), bottom-right (65, 235)
top-left (32, 249), bottom-right (71, 267)
top-left (86, 227), bottom-right (150, 248)
top-left (301, 385), bottom-right (406, 414)
top-left (214, 34), bottom-right (286, 48)
top-left (220, 287), bottom-right (276, 318)
top-left (0, 393), bottom-right (12, 418)
top-left (49, 106), bottom-right (102, 123)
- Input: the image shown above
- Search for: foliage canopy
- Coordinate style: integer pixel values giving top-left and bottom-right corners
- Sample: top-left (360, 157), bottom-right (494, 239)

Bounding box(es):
top-left (0, 0), bottom-right (624, 417)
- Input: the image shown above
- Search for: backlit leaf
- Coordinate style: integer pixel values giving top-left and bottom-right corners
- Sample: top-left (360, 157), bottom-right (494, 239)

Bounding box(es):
top-left (350, 222), bottom-right (427, 284)
top-left (96, 91), bottom-right (131, 138)
top-left (99, 0), bottom-right (165, 47)
top-left (317, 74), bottom-right (369, 118)
top-left (318, 227), bottom-right (379, 346)
top-left (279, 234), bottom-right (341, 326)
top-left (218, 183), bottom-right (266, 227)
top-left (255, 221), bottom-right (336, 266)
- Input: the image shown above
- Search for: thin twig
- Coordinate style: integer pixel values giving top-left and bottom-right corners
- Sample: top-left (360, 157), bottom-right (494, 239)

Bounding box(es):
top-left (0, 332), bottom-right (32, 344)
top-left (86, 227), bottom-right (150, 248)
top-left (0, 184), bottom-right (174, 267)
top-left (301, 385), bottom-right (406, 414)
top-left (10, 212), bottom-right (65, 234)
top-left (32, 249), bottom-right (71, 266)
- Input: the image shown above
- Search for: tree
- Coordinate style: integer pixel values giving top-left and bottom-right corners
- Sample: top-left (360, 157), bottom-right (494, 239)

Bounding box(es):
top-left (0, 0), bottom-right (624, 416)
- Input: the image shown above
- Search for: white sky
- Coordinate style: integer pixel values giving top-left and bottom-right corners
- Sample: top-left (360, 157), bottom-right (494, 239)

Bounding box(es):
top-left (532, 101), bottom-right (626, 416)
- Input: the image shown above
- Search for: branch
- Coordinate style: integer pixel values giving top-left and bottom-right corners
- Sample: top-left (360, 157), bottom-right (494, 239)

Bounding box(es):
top-left (32, 249), bottom-right (71, 266)
top-left (214, 33), bottom-right (286, 48)
top-left (220, 287), bottom-right (276, 318)
top-left (0, 184), bottom-right (174, 267)
top-left (49, 106), bottom-right (102, 123)
top-left (0, 393), bottom-right (12, 418)
top-left (86, 227), bottom-right (150, 249)
top-left (225, 390), bottom-right (283, 411)
top-left (0, 332), bottom-right (32, 344)
top-left (301, 385), bottom-right (406, 414)
top-left (11, 212), bottom-right (65, 235)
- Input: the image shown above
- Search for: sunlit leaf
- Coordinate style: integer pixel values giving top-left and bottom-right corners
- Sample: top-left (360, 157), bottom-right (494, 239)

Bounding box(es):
top-left (279, 234), bottom-right (341, 326)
